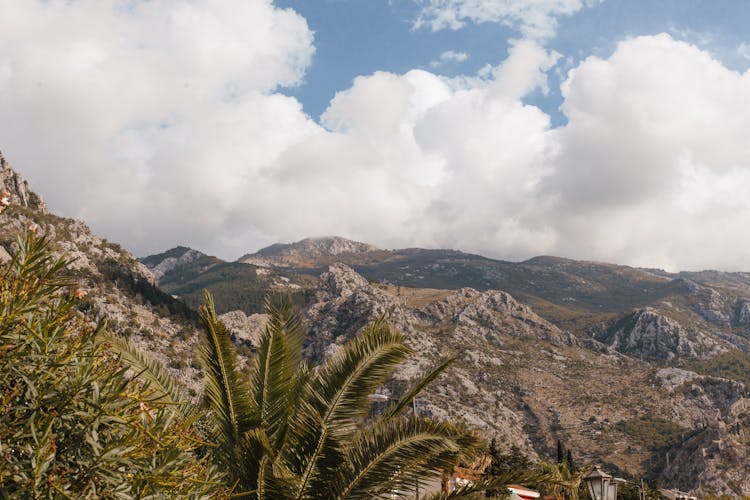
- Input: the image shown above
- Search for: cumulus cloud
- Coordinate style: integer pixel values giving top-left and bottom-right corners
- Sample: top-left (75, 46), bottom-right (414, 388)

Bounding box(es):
top-left (543, 34), bottom-right (750, 270)
top-left (2, 2), bottom-right (750, 271)
top-left (413, 0), bottom-right (600, 39)
top-left (0, 0), bottom-right (316, 257)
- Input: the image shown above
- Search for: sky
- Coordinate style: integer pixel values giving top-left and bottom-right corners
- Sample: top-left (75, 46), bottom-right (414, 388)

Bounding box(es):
top-left (1, 0), bottom-right (750, 271)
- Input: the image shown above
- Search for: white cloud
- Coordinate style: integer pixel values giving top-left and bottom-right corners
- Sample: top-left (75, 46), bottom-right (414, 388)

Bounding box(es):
top-left (2, 3), bottom-right (750, 272)
top-left (0, 0), bottom-right (316, 257)
top-left (430, 50), bottom-right (469, 68)
top-left (413, 0), bottom-right (600, 39)
top-left (544, 34), bottom-right (750, 270)
top-left (739, 42), bottom-right (750, 60)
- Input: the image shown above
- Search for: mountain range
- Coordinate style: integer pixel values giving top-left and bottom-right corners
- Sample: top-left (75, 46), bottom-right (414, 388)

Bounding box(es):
top-left (3, 151), bottom-right (750, 496)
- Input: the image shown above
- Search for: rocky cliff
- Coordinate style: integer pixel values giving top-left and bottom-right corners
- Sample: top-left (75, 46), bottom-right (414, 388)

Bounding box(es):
top-left (601, 308), bottom-right (722, 362)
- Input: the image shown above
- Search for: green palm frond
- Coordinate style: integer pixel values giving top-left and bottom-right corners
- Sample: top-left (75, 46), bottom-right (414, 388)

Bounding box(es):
top-left (333, 416), bottom-right (475, 500)
top-left (289, 317), bottom-right (412, 498)
top-left (248, 295), bottom-right (306, 448)
top-left (99, 331), bottom-right (192, 414)
top-left (199, 290), bottom-right (255, 471)
top-left (385, 354), bottom-right (457, 418)
top-left (314, 316), bottom-right (411, 430)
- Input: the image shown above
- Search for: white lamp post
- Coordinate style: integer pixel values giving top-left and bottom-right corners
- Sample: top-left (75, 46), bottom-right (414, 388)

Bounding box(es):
top-left (584, 465), bottom-right (616, 500)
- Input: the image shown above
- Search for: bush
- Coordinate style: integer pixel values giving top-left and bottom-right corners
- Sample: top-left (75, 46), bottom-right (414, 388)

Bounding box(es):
top-left (0, 233), bottom-right (222, 497)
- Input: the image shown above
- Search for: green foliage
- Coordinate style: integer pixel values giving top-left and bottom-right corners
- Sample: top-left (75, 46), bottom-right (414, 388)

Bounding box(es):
top-left (485, 440), bottom-right (533, 497)
top-left (534, 461), bottom-right (584, 500)
top-left (195, 292), bottom-right (485, 498)
top-left (158, 258), bottom-right (272, 314)
top-left (0, 232), bottom-right (221, 497)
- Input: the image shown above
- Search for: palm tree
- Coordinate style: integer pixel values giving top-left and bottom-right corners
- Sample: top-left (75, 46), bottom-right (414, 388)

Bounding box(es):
top-left (112, 292), bottom-right (485, 498)
top-left (536, 461), bottom-right (585, 500)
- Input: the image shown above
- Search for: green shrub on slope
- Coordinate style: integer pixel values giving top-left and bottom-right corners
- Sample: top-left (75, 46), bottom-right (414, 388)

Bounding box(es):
top-left (0, 232), bottom-right (221, 497)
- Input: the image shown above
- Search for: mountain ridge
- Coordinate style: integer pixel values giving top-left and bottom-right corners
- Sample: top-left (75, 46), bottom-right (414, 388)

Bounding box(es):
top-left (5, 149), bottom-right (750, 495)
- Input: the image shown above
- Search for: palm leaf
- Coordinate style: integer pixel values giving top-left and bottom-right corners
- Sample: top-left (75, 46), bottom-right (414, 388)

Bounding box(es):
top-left (314, 316), bottom-right (411, 430)
top-left (291, 316), bottom-right (412, 498)
top-left (333, 416), bottom-right (481, 500)
top-left (384, 354), bottom-right (457, 418)
top-left (247, 295), bottom-right (305, 449)
top-left (99, 331), bottom-right (192, 415)
top-left (199, 290), bottom-right (255, 474)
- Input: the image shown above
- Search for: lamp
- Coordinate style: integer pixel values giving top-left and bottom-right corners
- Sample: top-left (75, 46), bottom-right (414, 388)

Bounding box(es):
top-left (584, 465), bottom-right (614, 500)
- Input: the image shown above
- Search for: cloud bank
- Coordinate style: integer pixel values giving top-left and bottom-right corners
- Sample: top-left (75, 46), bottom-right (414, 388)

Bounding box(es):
top-left (1, 2), bottom-right (750, 271)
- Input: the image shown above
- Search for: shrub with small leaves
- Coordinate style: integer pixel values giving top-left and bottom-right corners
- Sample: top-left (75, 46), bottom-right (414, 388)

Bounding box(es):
top-left (0, 232), bottom-right (222, 497)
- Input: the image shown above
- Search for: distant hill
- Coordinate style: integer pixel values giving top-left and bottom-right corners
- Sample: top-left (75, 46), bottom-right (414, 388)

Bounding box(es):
top-left (141, 247), bottom-right (314, 314)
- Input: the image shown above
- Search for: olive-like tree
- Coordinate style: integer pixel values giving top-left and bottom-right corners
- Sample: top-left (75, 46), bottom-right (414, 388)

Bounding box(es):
top-left (0, 232), bottom-right (220, 497)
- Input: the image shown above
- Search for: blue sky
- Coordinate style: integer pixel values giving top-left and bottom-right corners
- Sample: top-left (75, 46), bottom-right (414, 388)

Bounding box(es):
top-left (278, 0), bottom-right (750, 126)
top-left (2, 0), bottom-right (750, 270)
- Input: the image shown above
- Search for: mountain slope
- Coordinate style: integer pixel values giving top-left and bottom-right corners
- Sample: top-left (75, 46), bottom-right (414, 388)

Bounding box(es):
top-left (0, 152), bottom-right (203, 392)
top-left (221, 262), bottom-right (750, 495)
top-left (140, 246), bottom-right (313, 314)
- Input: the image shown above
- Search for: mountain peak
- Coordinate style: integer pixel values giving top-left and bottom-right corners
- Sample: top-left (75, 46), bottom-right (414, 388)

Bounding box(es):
top-left (257, 236), bottom-right (379, 257)
top-left (239, 236), bottom-right (381, 267)
top-left (139, 246), bottom-right (207, 281)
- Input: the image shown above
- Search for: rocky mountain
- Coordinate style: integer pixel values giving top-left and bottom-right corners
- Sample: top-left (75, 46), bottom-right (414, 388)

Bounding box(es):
top-left (141, 235), bottom-right (750, 494)
top-left (219, 263), bottom-right (750, 495)
top-left (5, 148), bottom-right (750, 495)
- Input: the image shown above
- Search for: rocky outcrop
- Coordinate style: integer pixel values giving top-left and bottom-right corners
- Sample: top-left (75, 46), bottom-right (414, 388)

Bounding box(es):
top-left (219, 310), bottom-right (267, 348)
top-left (733, 300), bottom-right (750, 329)
top-left (148, 248), bottom-right (205, 280)
top-left (602, 309), bottom-right (720, 361)
top-left (0, 151), bottom-right (46, 212)
top-left (658, 375), bottom-right (750, 496)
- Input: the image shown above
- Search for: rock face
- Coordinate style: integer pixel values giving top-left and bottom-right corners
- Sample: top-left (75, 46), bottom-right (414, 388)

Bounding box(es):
top-left (219, 310), bottom-right (267, 348)
top-left (655, 371), bottom-right (750, 496)
top-left (601, 309), bottom-right (714, 361)
top-left (148, 248), bottom-right (205, 280)
top-left (733, 300), bottom-right (750, 328)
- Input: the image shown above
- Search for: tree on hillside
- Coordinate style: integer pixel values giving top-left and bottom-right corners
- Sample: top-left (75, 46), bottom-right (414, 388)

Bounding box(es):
top-left (0, 232), bottom-right (220, 497)
top-left (485, 439), bottom-right (534, 497)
